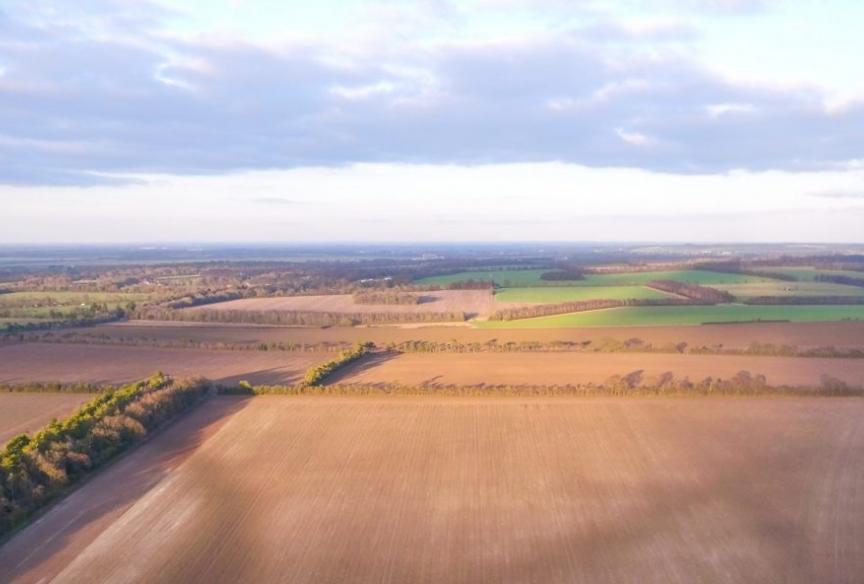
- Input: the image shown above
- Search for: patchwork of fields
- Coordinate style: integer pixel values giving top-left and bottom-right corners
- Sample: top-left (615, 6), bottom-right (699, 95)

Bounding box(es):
top-left (2, 396), bottom-right (863, 583)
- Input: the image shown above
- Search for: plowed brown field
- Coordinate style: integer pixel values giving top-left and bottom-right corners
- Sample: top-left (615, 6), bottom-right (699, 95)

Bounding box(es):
top-left (0, 343), bottom-right (328, 385)
top-left (2, 396), bottom-right (863, 583)
top-left (332, 352), bottom-right (864, 387)
top-left (86, 319), bottom-right (864, 350)
top-left (0, 393), bottom-right (93, 445)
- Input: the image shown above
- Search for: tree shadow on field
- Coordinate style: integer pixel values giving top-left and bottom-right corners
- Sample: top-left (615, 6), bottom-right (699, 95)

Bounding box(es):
top-left (465, 420), bottom-right (835, 584)
top-left (322, 351), bottom-right (398, 384)
top-left (417, 295), bottom-right (440, 305)
top-left (0, 395), bottom-right (251, 583)
top-left (219, 366), bottom-right (306, 386)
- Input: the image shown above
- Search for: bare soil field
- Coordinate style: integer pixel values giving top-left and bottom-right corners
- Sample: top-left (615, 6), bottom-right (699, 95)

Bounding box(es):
top-left (2, 396), bottom-right (863, 583)
top-left (73, 319), bottom-right (864, 350)
top-left (0, 343), bottom-right (328, 385)
top-left (332, 352), bottom-right (864, 387)
top-left (0, 393), bottom-right (93, 445)
top-left (185, 290), bottom-right (499, 318)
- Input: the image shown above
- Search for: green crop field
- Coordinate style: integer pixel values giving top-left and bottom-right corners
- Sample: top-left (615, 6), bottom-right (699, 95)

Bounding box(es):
top-left (494, 285), bottom-right (672, 303)
top-left (477, 304), bottom-right (864, 328)
top-left (714, 282), bottom-right (864, 298)
top-left (764, 267), bottom-right (864, 282)
top-left (572, 270), bottom-right (770, 287)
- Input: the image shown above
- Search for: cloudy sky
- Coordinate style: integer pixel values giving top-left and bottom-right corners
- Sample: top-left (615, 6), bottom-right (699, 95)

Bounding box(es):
top-left (2, 0), bottom-right (863, 242)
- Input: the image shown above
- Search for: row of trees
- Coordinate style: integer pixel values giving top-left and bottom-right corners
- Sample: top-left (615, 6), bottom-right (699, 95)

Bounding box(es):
top-left (0, 381), bottom-right (106, 393)
top-left (137, 307), bottom-right (468, 326)
top-left (743, 296), bottom-right (864, 305)
top-left (216, 371), bottom-right (863, 397)
top-left (352, 291), bottom-right (421, 305)
top-left (487, 298), bottom-right (694, 321)
top-left (3, 331), bottom-right (352, 353)
top-left (384, 339), bottom-right (864, 359)
top-left (0, 374), bottom-right (210, 536)
top-left (540, 269), bottom-right (584, 281)
top-left (0, 312), bottom-right (124, 334)
top-left (645, 280), bottom-right (733, 303)
top-left (301, 342), bottom-right (373, 386)
top-left (815, 274), bottom-right (864, 288)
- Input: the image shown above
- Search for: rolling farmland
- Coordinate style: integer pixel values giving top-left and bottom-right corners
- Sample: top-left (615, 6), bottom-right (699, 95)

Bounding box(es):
top-left (330, 351), bottom-right (864, 388)
top-left (0, 343), bottom-right (328, 385)
top-left (2, 396), bottom-right (863, 583)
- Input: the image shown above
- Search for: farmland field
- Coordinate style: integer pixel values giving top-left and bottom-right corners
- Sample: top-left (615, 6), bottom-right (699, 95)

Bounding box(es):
top-left (0, 392), bottom-right (93, 446)
top-left (479, 304), bottom-right (864, 328)
top-left (418, 269), bottom-right (769, 287)
top-left (765, 267), bottom-right (864, 281)
top-left (569, 270), bottom-right (769, 287)
top-left (416, 269), bottom-right (565, 286)
top-left (73, 319), bottom-right (864, 350)
top-left (331, 352), bottom-right (864, 387)
top-left (0, 291), bottom-right (150, 318)
top-left (2, 396), bottom-right (863, 583)
top-left (0, 343), bottom-right (328, 385)
top-left (713, 281), bottom-right (864, 298)
top-left (185, 290), bottom-right (497, 317)
top-left (494, 285), bottom-right (672, 303)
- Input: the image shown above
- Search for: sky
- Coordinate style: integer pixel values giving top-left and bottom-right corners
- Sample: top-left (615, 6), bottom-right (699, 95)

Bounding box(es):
top-left (1, 0), bottom-right (863, 243)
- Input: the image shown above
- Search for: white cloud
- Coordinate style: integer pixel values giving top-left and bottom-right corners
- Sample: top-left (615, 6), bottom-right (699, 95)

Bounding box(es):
top-left (615, 128), bottom-right (654, 146)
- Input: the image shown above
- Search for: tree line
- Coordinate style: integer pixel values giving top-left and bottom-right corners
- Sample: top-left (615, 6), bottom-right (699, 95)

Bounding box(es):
top-left (352, 291), bottom-right (421, 305)
top-left (540, 268), bottom-right (585, 281)
top-left (300, 342), bottom-right (374, 386)
top-left (0, 374), bottom-right (210, 537)
top-left (487, 298), bottom-right (695, 321)
top-left (2, 331), bottom-right (352, 353)
top-left (136, 307), bottom-right (468, 326)
top-left (645, 280), bottom-right (733, 303)
top-left (383, 339), bottom-right (864, 359)
top-left (743, 296), bottom-right (864, 305)
top-left (815, 274), bottom-right (864, 288)
top-left (215, 372), bottom-right (863, 397)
